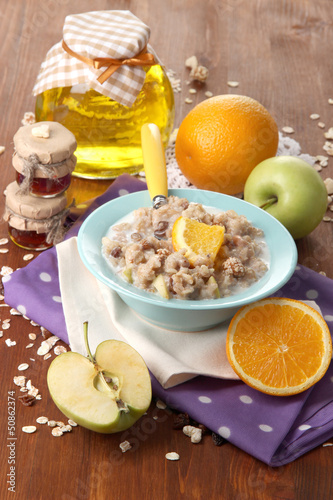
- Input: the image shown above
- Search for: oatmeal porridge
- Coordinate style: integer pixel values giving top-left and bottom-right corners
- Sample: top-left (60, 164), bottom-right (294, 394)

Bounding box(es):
top-left (102, 196), bottom-right (268, 300)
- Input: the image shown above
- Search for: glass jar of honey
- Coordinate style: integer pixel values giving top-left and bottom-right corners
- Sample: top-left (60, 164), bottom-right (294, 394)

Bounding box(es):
top-left (3, 182), bottom-right (69, 251)
top-left (13, 152), bottom-right (76, 198)
top-left (33, 10), bottom-right (175, 179)
top-left (12, 121), bottom-right (77, 198)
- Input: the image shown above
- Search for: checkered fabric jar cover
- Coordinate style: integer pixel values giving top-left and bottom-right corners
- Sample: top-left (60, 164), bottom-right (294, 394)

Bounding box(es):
top-left (33, 10), bottom-right (159, 107)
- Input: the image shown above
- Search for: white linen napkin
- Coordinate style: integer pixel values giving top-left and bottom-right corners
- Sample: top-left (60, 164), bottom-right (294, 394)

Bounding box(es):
top-left (56, 237), bottom-right (239, 388)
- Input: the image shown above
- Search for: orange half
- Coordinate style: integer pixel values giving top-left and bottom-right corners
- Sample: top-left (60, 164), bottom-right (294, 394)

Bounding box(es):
top-left (226, 297), bottom-right (332, 396)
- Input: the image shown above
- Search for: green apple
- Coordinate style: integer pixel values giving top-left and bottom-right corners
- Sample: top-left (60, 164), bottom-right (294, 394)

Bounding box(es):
top-left (122, 267), bottom-right (133, 283)
top-left (47, 323), bottom-right (152, 433)
top-left (244, 156), bottom-right (328, 239)
top-left (152, 274), bottom-right (170, 299)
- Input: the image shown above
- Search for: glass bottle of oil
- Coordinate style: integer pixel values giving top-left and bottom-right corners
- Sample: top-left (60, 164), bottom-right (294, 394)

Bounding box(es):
top-left (35, 65), bottom-right (174, 179)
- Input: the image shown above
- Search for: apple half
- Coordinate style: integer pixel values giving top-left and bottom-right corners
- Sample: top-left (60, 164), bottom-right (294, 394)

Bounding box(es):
top-left (47, 323), bottom-right (152, 433)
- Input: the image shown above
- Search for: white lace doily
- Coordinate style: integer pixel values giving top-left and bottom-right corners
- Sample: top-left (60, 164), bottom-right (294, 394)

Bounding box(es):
top-left (160, 130), bottom-right (315, 190)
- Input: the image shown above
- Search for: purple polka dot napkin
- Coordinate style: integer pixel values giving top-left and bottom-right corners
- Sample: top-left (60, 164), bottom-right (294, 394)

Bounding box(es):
top-left (3, 175), bottom-right (333, 466)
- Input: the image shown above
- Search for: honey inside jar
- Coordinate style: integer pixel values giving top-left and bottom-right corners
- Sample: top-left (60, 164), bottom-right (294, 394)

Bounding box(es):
top-left (35, 65), bottom-right (175, 179)
top-left (16, 171), bottom-right (72, 198)
top-left (8, 226), bottom-right (53, 251)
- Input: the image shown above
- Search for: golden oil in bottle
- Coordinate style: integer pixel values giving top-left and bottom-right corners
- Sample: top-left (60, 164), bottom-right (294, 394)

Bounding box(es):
top-left (35, 65), bottom-right (174, 179)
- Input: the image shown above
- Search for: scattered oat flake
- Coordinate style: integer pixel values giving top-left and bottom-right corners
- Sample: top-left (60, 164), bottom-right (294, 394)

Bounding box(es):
top-left (0, 331), bottom-right (3, 338)
top-left (5, 339), bottom-right (16, 346)
top-left (227, 81), bottom-right (239, 88)
top-left (282, 126), bottom-right (294, 134)
top-left (10, 308), bottom-right (22, 316)
top-left (22, 426), bottom-right (37, 434)
top-left (62, 424), bottom-right (73, 433)
top-left (36, 416), bottom-right (48, 424)
top-left (43, 353), bottom-right (52, 360)
top-left (323, 442), bottom-right (333, 447)
top-left (30, 320), bottom-right (39, 327)
top-left (36, 394), bottom-right (42, 400)
top-left (14, 375), bottom-right (26, 387)
top-left (324, 178), bottom-right (333, 195)
top-left (32, 124), bottom-right (50, 138)
top-left (28, 387), bottom-right (39, 397)
top-left (47, 335), bottom-right (60, 347)
top-left (0, 145), bottom-right (5, 155)
top-left (21, 111), bottom-right (36, 125)
top-left (29, 333), bottom-right (37, 340)
top-left (68, 419), bottom-right (78, 427)
top-left (185, 55), bottom-right (198, 70)
top-left (166, 452), bottom-right (180, 461)
top-left (324, 128), bottom-right (333, 140)
top-left (1, 266), bottom-right (13, 276)
top-left (23, 253), bottom-right (34, 261)
top-left (18, 363), bottom-right (29, 371)
top-left (119, 440), bottom-right (132, 453)
top-left (0, 238), bottom-right (9, 245)
top-left (185, 98), bottom-right (193, 104)
top-left (54, 345), bottom-right (67, 355)
top-left (48, 420), bottom-right (57, 427)
top-left (190, 65), bottom-right (209, 82)
top-left (183, 425), bottom-right (203, 443)
top-left (52, 427), bottom-right (64, 437)
top-left (25, 343), bottom-right (34, 349)
top-left (323, 216), bottom-right (332, 222)
top-left (37, 341), bottom-right (51, 356)
top-left (310, 113), bottom-right (320, 120)
top-left (205, 91), bottom-right (213, 98)
top-left (328, 98), bottom-right (333, 105)
top-left (156, 400), bottom-right (167, 410)
top-left (0, 248), bottom-right (9, 254)
top-left (318, 122), bottom-right (326, 129)
top-left (189, 88), bottom-right (197, 94)
top-left (2, 322), bottom-right (10, 330)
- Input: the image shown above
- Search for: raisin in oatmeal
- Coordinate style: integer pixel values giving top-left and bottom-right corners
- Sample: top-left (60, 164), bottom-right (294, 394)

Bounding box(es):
top-left (102, 196), bottom-right (268, 300)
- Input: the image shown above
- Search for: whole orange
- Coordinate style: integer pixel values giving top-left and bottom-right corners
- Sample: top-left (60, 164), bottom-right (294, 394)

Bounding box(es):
top-left (175, 95), bottom-right (279, 195)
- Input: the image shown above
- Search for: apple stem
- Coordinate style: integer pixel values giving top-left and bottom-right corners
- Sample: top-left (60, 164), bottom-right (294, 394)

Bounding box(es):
top-left (260, 197), bottom-right (278, 210)
top-left (83, 321), bottom-right (95, 363)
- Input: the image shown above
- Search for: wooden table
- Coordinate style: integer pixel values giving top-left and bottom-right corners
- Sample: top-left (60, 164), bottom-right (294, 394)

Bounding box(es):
top-left (1, 1), bottom-right (332, 499)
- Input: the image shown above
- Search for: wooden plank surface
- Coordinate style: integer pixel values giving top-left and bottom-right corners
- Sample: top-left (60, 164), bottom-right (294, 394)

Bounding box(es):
top-left (1, 1), bottom-right (332, 499)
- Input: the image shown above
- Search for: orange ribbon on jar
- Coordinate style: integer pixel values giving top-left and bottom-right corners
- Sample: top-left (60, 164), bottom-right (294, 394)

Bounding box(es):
top-left (62, 40), bottom-right (157, 84)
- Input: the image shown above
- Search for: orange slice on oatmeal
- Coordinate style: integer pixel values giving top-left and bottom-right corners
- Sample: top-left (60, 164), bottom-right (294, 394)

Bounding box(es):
top-left (172, 216), bottom-right (225, 264)
top-left (226, 297), bottom-right (332, 396)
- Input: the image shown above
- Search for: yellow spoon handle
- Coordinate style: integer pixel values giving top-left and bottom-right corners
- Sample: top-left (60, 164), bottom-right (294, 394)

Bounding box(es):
top-left (141, 123), bottom-right (168, 205)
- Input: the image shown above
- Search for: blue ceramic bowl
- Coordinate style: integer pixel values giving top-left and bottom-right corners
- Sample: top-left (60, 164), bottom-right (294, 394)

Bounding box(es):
top-left (77, 188), bottom-right (297, 331)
